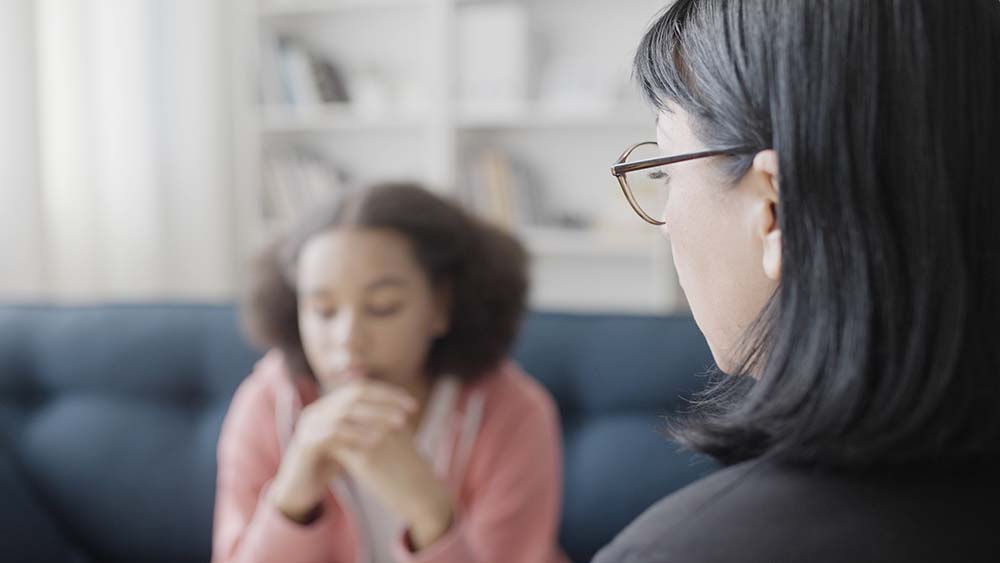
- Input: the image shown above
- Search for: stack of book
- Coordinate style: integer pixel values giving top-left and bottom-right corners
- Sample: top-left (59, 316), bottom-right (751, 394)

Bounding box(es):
top-left (263, 148), bottom-right (347, 224)
top-left (259, 30), bottom-right (350, 106)
top-left (461, 148), bottom-right (547, 229)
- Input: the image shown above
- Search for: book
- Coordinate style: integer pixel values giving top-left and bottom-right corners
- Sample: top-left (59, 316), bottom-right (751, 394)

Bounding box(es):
top-left (461, 147), bottom-right (547, 228)
top-left (263, 148), bottom-right (347, 224)
top-left (311, 58), bottom-right (351, 104)
top-left (277, 37), bottom-right (322, 106)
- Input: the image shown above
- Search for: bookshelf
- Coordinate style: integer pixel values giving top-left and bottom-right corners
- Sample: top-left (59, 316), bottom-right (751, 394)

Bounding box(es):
top-left (260, 104), bottom-right (427, 132)
top-left (456, 105), bottom-right (651, 130)
top-left (259, 0), bottom-right (424, 17)
top-left (232, 0), bottom-right (684, 314)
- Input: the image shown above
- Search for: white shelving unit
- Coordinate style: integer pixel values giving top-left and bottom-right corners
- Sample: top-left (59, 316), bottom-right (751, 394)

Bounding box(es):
top-left (259, 0), bottom-right (423, 17)
top-left (259, 104), bottom-right (428, 132)
top-left (232, 0), bottom-right (684, 314)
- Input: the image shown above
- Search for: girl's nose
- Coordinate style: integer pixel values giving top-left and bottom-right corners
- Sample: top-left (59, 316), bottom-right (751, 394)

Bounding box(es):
top-left (332, 307), bottom-right (366, 351)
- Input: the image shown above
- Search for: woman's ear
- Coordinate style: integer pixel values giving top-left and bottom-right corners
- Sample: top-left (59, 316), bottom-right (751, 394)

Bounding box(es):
top-left (752, 150), bottom-right (782, 281)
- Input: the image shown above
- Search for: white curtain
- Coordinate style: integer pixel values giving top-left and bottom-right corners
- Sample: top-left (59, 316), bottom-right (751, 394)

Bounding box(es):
top-left (0, 0), bottom-right (236, 301)
top-left (0, 0), bottom-right (44, 298)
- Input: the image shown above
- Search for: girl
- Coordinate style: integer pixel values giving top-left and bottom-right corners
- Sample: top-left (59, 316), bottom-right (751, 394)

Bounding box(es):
top-left (213, 183), bottom-right (567, 563)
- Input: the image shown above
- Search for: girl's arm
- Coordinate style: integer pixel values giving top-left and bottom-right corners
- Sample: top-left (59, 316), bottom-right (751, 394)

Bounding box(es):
top-left (211, 363), bottom-right (341, 563)
top-left (392, 387), bottom-right (566, 563)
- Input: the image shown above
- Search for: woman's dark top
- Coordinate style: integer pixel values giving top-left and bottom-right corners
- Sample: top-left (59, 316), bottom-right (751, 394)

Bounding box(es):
top-left (594, 456), bottom-right (1000, 562)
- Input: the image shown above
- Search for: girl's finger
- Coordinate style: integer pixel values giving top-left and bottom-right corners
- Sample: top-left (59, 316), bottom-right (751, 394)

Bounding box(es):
top-left (351, 381), bottom-right (418, 413)
top-left (304, 415), bottom-right (391, 447)
top-left (342, 401), bottom-right (409, 429)
top-left (321, 419), bottom-right (387, 451)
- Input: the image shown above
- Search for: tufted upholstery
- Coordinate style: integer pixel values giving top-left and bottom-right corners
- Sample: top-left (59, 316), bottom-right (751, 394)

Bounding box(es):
top-left (515, 313), bottom-right (720, 561)
top-left (0, 304), bottom-right (718, 563)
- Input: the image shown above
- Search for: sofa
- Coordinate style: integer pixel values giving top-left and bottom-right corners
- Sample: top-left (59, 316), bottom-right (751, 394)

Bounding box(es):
top-left (0, 304), bottom-right (718, 563)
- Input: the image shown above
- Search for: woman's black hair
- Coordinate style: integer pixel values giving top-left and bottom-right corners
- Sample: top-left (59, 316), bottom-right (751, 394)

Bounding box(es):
top-left (241, 182), bottom-right (529, 383)
top-left (635, 0), bottom-right (1000, 467)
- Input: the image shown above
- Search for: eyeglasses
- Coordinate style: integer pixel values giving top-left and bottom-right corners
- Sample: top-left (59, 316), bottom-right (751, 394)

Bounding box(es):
top-left (611, 141), bottom-right (755, 226)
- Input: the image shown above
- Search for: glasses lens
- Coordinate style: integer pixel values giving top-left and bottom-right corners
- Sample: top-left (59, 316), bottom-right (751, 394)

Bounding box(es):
top-left (623, 143), bottom-right (671, 223)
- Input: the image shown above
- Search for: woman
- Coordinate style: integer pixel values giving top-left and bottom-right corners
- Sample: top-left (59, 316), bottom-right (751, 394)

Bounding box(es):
top-left (597, 1), bottom-right (1000, 561)
top-left (213, 183), bottom-right (567, 563)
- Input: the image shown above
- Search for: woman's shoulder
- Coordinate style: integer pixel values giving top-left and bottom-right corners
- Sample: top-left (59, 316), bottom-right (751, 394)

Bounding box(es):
top-left (595, 457), bottom-right (1000, 563)
top-left (593, 459), bottom-right (794, 562)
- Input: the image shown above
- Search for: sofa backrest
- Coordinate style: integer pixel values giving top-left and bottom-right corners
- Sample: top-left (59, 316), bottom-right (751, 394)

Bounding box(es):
top-left (0, 304), bottom-right (257, 563)
top-left (0, 304), bottom-right (717, 562)
top-left (514, 313), bottom-right (719, 561)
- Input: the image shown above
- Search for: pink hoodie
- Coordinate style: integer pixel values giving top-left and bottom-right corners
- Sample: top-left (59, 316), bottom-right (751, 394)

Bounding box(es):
top-left (213, 350), bottom-right (568, 563)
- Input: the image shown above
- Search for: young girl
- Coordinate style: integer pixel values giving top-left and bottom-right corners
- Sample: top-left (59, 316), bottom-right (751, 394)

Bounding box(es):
top-left (212, 183), bottom-right (567, 563)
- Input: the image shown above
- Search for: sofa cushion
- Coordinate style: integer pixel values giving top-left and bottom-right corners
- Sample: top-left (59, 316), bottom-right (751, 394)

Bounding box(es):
top-left (0, 305), bottom-right (258, 563)
top-left (0, 304), bottom-right (716, 563)
top-left (0, 439), bottom-right (77, 563)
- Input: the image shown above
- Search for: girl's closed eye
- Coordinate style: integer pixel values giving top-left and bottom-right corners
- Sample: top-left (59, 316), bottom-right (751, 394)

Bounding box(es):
top-left (366, 300), bottom-right (403, 317)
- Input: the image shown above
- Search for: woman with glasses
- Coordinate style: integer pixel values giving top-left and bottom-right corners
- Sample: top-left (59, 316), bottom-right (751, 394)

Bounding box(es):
top-left (597, 1), bottom-right (1000, 561)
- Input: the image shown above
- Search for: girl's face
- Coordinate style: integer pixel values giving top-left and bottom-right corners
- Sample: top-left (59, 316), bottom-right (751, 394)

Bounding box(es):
top-left (296, 228), bottom-right (450, 394)
top-left (654, 106), bottom-right (781, 372)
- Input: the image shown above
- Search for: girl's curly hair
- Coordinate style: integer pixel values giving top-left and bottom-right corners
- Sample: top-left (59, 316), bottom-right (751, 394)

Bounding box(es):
top-left (241, 181), bottom-right (529, 382)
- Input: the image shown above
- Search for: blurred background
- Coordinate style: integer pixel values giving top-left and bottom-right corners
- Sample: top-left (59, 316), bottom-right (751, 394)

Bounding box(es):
top-left (0, 0), bottom-right (685, 314)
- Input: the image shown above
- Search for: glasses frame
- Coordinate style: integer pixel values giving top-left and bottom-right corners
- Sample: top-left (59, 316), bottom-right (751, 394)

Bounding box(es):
top-left (611, 141), bottom-right (755, 225)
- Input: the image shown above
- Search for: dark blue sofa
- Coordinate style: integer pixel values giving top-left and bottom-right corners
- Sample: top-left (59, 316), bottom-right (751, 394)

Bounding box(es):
top-left (0, 304), bottom-right (718, 562)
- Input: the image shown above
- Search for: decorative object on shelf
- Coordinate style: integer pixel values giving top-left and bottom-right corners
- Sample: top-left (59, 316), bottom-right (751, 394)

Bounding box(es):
top-left (457, 2), bottom-right (530, 115)
top-left (347, 63), bottom-right (393, 117)
top-left (538, 55), bottom-right (619, 115)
